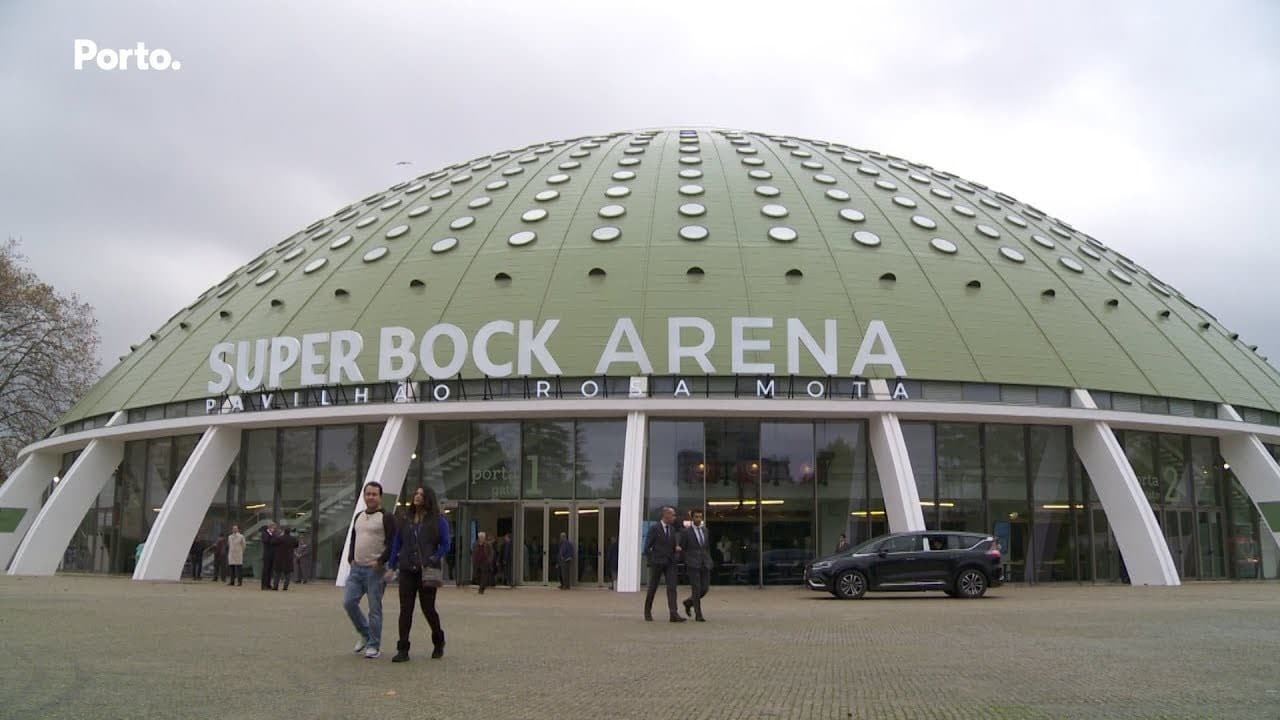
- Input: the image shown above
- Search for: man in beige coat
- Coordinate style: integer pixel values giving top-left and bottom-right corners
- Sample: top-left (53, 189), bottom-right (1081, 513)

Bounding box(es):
top-left (226, 525), bottom-right (246, 586)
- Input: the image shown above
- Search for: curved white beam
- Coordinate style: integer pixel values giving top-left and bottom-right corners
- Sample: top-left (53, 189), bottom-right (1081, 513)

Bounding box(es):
top-left (868, 380), bottom-right (926, 533)
top-left (335, 416), bottom-right (418, 587)
top-left (1217, 404), bottom-right (1280, 557)
top-left (133, 427), bottom-right (239, 581)
top-left (0, 452), bottom-right (61, 572)
top-left (1071, 389), bottom-right (1180, 586)
top-left (615, 411), bottom-right (646, 593)
top-left (8, 412), bottom-right (128, 576)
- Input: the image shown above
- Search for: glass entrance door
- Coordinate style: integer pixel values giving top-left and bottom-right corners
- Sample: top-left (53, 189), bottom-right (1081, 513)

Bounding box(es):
top-left (522, 505), bottom-right (546, 583)
top-left (456, 503), bottom-right (516, 587)
top-left (576, 505), bottom-right (600, 585)
top-left (519, 502), bottom-right (618, 587)
top-left (1198, 509), bottom-right (1225, 578)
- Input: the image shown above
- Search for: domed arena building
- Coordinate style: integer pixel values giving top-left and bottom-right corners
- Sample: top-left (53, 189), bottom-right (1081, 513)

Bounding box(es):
top-left (4, 127), bottom-right (1280, 590)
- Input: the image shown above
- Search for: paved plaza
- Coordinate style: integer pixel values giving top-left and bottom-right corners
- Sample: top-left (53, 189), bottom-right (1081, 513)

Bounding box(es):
top-left (0, 576), bottom-right (1278, 720)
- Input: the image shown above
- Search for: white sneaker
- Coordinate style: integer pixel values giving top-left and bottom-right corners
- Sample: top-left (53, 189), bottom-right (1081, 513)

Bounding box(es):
top-left (352, 641), bottom-right (366, 654)
top-left (363, 647), bottom-right (381, 659)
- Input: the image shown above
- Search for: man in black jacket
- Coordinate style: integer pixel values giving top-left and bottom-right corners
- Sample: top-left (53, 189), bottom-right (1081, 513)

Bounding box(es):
top-left (679, 509), bottom-right (712, 621)
top-left (260, 522), bottom-right (278, 590)
top-left (643, 506), bottom-right (685, 622)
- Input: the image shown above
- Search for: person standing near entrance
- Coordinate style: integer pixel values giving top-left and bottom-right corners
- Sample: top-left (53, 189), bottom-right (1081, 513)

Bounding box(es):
top-left (343, 481), bottom-right (396, 659)
top-left (500, 533), bottom-right (514, 587)
top-left (294, 533), bottom-right (312, 584)
top-left (605, 536), bottom-right (619, 589)
top-left (260, 521), bottom-right (278, 590)
top-left (643, 506), bottom-right (685, 622)
top-left (226, 525), bottom-right (245, 586)
top-left (211, 534), bottom-right (228, 583)
top-left (271, 527), bottom-right (298, 591)
top-left (189, 537), bottom-right (206, 580)
top-left (388, 486), bottom-right (451, 662)
top-left (557, 532), bottom-right (574, 589)
top-left (679, 509), bottom-right (712, 621)
top-left (473, 531), bottom-right (492, 594)
top-left (835, 533), bottom-right (850, 553)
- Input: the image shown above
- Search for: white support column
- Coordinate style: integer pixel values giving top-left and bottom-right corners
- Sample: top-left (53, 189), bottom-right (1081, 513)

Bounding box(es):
top-left (868, 379), bottom-right (926, 533)
top-left (9, 412), bottom-right (128, 576)
top-left (335, 416), bottom-right (418, 587)
top-left (133, 427), bottom-right (240, 581)
top-left (0, 452), bottom-right (61, 572)
top-left (1216, 404), bottom-right (1280, 552)
top-left (616, 411), bottom-right (646, 593)
top-left (1070, 389), bottom-right (1180, 586)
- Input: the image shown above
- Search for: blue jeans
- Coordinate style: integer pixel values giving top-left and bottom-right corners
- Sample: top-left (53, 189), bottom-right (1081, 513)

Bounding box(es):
top-left (343, 565), bottom-right (385, 649)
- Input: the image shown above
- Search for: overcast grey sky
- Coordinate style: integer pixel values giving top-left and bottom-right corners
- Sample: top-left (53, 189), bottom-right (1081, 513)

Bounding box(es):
top-left (2, 0), bottom-right (1277, 374)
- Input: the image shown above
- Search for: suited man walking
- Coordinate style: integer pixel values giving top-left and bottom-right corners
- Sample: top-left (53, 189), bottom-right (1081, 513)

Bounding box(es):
top-left (643, 506), bottom-right (686, 622)
top-left (557, 533), bottom-right (574, 589)
top-left (679, 509), bottom-right (712, 621)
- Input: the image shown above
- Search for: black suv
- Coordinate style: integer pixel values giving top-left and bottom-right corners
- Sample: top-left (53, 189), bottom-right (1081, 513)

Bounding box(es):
top-left (804, 531), bottom-right (1004, 599)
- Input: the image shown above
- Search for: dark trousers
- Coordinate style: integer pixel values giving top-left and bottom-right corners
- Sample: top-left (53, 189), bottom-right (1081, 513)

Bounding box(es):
top-left (398, 568), bottom-right (444, 648)
top-left (476, 566), bottom-right (492, 593)
top-left (212, 557), bottom-right (226, 582)
top-left (685, 565), bottom-right (710, 618)
top-left (272, 568), bottom-right (291, 590)
top-left (228, 564), bottom-right (242, 585)
top-left (558, 560), bottom-right (572, 589)
top-left (644, 563), bottom-right (678, 618)
top-left (261, 556), bottom-right (274, 589)
top-left (190, 554), bottom-right (203, 579)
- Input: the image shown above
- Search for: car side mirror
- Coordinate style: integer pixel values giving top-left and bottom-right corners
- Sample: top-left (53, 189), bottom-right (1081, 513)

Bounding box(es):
top-left (877, 549), bottom-right (887, 558)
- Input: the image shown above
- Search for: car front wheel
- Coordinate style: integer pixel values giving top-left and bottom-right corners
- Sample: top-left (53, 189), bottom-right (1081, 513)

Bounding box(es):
top-left (834, 570), bottom-right (867, 599)
top-left (954, 569), bottom-right (988, 599)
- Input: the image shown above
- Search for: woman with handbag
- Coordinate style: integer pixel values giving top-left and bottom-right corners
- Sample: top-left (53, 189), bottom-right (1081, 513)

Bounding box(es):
top-left (387, 486), bottom-right (452, 662)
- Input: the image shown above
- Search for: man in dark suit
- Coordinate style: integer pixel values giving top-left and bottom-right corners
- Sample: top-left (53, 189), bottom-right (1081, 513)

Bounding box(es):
top-left (679, 509), bottom-right (712, 621)
top-left (557, 533), bottom-right (574, 589)
top-left (643, 506), bottom-right (685, 622)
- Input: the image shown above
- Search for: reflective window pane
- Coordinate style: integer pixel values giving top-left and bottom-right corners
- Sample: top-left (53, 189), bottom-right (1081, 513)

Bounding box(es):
top-left (575, 420), bottom-right (625, 499)
top-left (815, 422), bottom-right (869, 554)
top-left (706, 420), bottom-right (760, 585)
top-left (1030, 426), bottom-right (1074, 581)
top-left (421, 422), bottom-right (469, 502)
top-left (986, 424), bottom-right (1029, 582)
top-left (316, 425), bottom-right (358, 579)
top-left (470, 422), bottom-right (520, 499)
top-left (523, 420), bottom-right (574, 499)
top-left (937, 423), bottom-right (983, 534)
top-left (760, 422), bottom-right (814, 584)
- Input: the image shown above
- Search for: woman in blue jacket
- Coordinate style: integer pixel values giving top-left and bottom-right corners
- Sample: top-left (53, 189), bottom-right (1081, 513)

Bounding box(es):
top-left (388, 485), bottom-right (451, 662)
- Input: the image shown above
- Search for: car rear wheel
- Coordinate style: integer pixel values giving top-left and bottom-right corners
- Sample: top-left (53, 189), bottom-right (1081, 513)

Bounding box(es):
top-left (954, 568), bottom-right (988, 599)
top-left (834, 570), bottom-right (867, 599)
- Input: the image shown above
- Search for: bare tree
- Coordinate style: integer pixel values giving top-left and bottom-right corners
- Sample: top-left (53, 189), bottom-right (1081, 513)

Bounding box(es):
top-left (0, 238), bottom-right (100, 476)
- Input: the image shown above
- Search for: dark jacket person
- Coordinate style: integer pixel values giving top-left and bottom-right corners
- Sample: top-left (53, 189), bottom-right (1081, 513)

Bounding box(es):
top-left (643, 506), bottom-right (685, 622)
top-left (388, 486), bottom-right (451, 662)
top-left (271, 528), bottom-right (299, 591)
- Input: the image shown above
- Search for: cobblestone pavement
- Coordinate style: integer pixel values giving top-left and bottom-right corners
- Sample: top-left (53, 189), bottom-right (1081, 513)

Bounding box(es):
top-left (1, 576), bottom-right (1278, 720)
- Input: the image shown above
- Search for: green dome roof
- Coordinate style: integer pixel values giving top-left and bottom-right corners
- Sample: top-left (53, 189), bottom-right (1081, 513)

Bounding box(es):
top-left (62, 128), bottom-right (1280, 422)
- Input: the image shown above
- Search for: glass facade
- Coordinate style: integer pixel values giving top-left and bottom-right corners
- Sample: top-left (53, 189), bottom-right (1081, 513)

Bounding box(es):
top-left (45, 415), bottom-right (1277, 588)
top-left (645, 419), bottom-right (871, 586)
top-left (902, 422), bottom-right (1077, 582)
